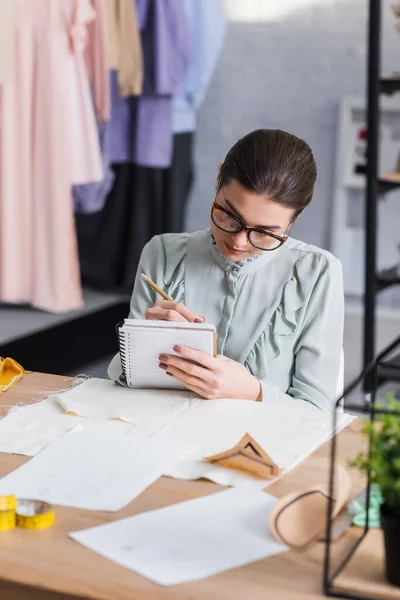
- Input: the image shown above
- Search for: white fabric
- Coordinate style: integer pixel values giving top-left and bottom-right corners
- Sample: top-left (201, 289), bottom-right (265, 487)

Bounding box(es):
top-left (0, 397), bottom-right (135, 457)
top-left (51, 378), bottom-right (354, 487)
top-left (0, 378), bottom-right (354, 491)
top-left (55, 378), bottom-right (194, 433)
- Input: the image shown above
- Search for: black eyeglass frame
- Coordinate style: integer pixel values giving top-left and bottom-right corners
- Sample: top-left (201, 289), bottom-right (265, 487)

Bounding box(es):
top-left (211, 199), bottom-right (295, 251)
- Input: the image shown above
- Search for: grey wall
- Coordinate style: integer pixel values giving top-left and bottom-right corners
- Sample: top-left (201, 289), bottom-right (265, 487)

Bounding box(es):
top-left (186, 0), bottom-right (400, 251)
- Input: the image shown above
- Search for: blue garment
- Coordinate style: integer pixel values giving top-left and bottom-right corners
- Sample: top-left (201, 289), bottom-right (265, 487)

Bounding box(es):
top-left (172, 0), bottom-right (226, 134)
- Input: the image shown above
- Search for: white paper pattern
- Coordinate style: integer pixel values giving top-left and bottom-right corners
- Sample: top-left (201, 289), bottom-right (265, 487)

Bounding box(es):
top-left (70, 488), bottom-right (287, 586)
top-left (0, 427), bottom-right (188, 511)
top-left (156, 397), bottom-right (354, 482)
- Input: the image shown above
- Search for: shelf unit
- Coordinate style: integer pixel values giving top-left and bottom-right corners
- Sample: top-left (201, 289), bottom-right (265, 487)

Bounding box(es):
top-left (331, 97), bottom-right (400, 307)
top-left (355, 163), bottom-right (400, 193)
top-left (380, 76), bottom-right (400, 94)
top-left (362, 0), bottom-right (400, 394)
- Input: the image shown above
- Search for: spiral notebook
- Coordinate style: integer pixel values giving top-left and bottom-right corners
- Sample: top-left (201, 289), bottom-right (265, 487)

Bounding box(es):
top-left (117, 319), bottom-right (217, 389)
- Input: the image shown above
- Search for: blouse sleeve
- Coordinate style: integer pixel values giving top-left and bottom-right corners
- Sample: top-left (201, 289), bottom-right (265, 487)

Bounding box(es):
top-left (259, 256), bottom-right (344, 411)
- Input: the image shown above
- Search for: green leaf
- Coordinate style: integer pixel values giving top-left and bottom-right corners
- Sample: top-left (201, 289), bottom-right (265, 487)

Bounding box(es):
top-left (349, 392), bottom-right (400, 511)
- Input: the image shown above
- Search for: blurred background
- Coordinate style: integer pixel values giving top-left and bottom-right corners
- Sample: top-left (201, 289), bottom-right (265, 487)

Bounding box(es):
top-left (0, 0), bottom-right (399, 399)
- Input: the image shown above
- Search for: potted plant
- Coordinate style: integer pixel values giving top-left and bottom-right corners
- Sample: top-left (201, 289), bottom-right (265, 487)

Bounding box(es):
top-left (351, 393), bottom-right (400, 587)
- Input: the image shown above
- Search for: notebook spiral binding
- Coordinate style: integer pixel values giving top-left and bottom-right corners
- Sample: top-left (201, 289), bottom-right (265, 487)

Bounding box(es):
top-left (115, 321), bottom-right (128, 382)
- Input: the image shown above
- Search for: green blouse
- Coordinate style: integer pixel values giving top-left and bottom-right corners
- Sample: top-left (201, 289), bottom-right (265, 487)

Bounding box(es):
top-left (108, 229), bottom-right (344, 410)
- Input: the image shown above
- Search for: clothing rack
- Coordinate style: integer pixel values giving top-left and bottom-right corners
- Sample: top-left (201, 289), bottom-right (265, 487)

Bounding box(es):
top-left (362, 0), bottom-right (400, 397)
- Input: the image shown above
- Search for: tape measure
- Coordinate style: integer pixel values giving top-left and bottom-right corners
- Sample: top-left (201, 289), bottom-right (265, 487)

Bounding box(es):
top-left (16, 499), bottom-right (55, 530)
top-left (0, 496), bottom-right (55, 531)
top-left (0, 495), bottom-right (17, 531)
top-left (0, 494), bottom-right (16, 512)
top-left (0, 510), bottom-right (16, 531)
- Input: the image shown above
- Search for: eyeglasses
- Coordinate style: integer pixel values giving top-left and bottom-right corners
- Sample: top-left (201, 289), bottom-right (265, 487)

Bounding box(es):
top-left (211, 200), bottom-right (293, 251)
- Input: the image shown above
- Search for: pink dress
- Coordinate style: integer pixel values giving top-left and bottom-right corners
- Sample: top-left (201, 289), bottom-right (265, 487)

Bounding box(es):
top-left (0, 0), bottom-right (103, 312)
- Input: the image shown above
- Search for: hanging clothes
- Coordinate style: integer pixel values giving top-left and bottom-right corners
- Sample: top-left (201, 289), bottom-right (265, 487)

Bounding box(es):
top-left (77, 125), bottom-right (192, 291)
top-left (0, 0), bottom-right (103, 312)
top-left (76, 0), bottom-right (227, 291)
top-left (105, 0), bottom-right (143, 97)
top-left (108, 0), bottom-right (191, 168)
top-left (77, 0), bottom-right (192, 290)
top-left (172, 0), bottom-right (226, 135)
top-left (0, 0), bottom-right (17, 85)
top-left (73, 0), bottom-right (144, 215)
top-left (73, 0), bottom-right (114, 215)
top-left (73, 119), bottom-right (115, 214)
top-left (85, 0), bottom-right (110, 121)
top-left (77, 163), bottom-right (156, 291)
top-left (167, 0), bottom-right (226, 233)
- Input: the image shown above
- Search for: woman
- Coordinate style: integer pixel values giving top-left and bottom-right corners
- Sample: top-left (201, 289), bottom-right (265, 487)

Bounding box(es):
top-left (108, 129), bottom-right (344, 410)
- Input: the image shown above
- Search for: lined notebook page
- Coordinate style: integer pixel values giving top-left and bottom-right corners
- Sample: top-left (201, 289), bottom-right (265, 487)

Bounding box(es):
top-left (120, 320), bottom-right (216, 389)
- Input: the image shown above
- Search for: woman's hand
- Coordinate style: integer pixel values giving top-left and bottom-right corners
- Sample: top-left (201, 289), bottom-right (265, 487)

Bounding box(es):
top-left (145, 300), bottom-right (204, 323)
top-left (159, 345), bottom-right (262, 401)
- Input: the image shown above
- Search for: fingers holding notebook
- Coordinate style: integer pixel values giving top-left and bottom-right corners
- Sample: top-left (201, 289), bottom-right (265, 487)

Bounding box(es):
top-left (161, 347), bottom-right (262, 402)
top-left (145, 300), bottom-right (205, 324)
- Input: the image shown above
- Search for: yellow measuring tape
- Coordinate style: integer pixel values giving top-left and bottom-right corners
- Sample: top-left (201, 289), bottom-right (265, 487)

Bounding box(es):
top-left (0, 494), bottom-right (17, 511)
top-left (0, 496), bottom-right (55, 531)
top-left (0, 495), bottom-right (16, 531)
top-left (0, 510), bottom-right (16, 531)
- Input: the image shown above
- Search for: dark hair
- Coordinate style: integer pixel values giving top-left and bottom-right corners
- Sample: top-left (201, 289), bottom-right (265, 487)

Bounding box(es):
top-left (218, 129), bottom-right (317, 218)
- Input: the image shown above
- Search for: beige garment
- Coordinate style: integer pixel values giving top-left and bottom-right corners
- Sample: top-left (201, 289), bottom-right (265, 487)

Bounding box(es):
top-left (105, 0), bottom-right (143, 96)
top-left (0, 0), bottom-right (17, 84)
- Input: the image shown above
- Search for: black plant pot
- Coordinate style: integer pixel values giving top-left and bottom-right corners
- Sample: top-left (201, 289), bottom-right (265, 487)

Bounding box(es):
top-left (381, 505), bottom-right (400, 587)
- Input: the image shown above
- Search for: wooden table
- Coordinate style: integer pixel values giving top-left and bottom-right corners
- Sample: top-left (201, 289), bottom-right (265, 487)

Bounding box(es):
top-left (0, 373), bottom-right (365, 600)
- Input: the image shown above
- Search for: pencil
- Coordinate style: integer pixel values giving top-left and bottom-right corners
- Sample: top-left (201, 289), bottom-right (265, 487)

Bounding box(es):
top-left (141, 273), bottom-right (173, 302)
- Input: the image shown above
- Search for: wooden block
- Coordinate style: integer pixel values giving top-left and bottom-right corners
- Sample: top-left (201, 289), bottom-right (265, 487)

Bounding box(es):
top-left (204, 433), bottom-right (281, 479)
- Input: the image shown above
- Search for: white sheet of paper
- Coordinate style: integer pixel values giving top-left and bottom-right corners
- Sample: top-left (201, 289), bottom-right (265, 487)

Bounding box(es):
top-left (54, 378), bottom-right (195, 433)
top-left (0, 398), bottom-right (135, 457)
top-left (70, 488), bottom-right (287, 586)
top-left (0, 427), bottom-right (187, 511)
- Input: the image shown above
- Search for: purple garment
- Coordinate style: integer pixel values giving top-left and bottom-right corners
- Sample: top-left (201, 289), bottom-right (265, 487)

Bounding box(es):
top-left (108, 70), bottom-right (173, 168)
top-left (108, 0), bottom-right (191, 168)
top-left (108, 70), bottom-right (138, 163)
top-left (73, 118), bottom-right (115, 215)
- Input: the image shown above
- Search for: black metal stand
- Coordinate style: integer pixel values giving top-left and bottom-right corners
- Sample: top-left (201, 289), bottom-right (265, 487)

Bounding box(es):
top-left (362, 0), bottom-right (400, 397)
top-left (363, 0), bottom-right (380, 396)
top-left (324, 334), bottom-right (400, 599)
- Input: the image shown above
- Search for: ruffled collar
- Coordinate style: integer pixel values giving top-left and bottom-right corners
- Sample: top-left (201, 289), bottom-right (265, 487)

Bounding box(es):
top-left (209, 230), bottom-right (279, 274)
